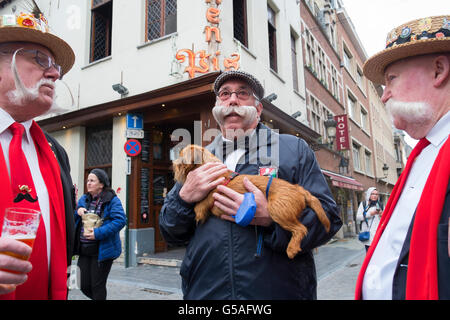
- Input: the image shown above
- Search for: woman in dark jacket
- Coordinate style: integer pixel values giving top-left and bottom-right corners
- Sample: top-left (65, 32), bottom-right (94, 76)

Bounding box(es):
top-left (74, 168), bottom-right (126, 300)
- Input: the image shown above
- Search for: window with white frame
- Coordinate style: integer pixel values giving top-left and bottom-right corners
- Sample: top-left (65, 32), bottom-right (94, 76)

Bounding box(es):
top-left (291, 32), bottom-right (299, 92)
top-left (343, 46), bottom-right (352, 73)
top-left (365, 150), bottom-right (373, 176)
top-left (356, 67), bottom-right (364, 89)
top-left (360, 107), bottom-right (368, 131)
top-left (331, 66), bottom-right (339, 101)
top-left (353, 142), bottom-right (361, 171)
top-left (347, 93), bottom-right (357, 120)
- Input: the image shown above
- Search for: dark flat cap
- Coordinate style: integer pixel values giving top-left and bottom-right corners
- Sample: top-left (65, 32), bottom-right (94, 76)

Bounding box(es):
top-left (214, 70), bottom-right (265, 100)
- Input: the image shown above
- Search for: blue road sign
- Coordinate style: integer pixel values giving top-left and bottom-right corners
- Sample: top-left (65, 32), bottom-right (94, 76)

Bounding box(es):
top-left (124, 139), bottom-right (142, 157)
top-left (126, 113), bottom-right (143, 129)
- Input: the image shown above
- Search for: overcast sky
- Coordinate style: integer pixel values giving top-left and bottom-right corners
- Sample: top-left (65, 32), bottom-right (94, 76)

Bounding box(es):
top-left (341, 0), bottom-right (447, 146)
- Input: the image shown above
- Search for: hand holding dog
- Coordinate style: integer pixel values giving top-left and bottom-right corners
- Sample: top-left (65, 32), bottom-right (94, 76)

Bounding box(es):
top-left (179, 162), bottom-right (229, 204)
top-left (214, 177), bottom-right (272, 227)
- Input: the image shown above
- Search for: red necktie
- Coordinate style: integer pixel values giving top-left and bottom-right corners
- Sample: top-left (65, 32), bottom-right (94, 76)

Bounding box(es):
top-left (355, 137), bottom-right (430, 299)
top-left (7, 122), bottom-right (49, 299)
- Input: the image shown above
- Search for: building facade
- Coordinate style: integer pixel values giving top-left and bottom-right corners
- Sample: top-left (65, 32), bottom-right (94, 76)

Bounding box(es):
top-left (0, 0), bottom-right (326, 263)
top-left (300, 0), bottom-right (397, 237)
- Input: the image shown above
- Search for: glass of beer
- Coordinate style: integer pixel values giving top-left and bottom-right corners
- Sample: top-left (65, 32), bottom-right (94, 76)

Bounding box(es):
top-left (1, 208), bottom-right (41, 261)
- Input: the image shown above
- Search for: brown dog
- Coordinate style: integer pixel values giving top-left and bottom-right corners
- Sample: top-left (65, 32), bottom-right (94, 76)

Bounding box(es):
top-left (173, 144), bottom-right (331, 259)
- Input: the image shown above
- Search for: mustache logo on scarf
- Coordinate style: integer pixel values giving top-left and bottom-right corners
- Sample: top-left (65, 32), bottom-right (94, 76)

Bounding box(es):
top-left (13, 185), bottom-right (38, 203)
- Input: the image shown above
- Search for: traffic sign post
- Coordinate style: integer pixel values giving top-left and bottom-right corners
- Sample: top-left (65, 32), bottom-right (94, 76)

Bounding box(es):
top-left (126, 113), bottom-right (143, 130)
top-left (124, 139), bottom-right (142, 157)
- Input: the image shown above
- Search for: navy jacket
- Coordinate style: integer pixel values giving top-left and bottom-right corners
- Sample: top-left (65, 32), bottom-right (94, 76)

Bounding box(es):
top-left (392, 180), bottom-right (450, 299)
top-left (160, 124), bottom-right (342, 299)
top-left (74, 190), bottom-right (126, 262)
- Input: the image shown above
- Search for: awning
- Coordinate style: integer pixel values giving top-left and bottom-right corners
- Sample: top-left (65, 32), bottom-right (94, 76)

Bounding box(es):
top-left (321, 170), bottom-right (364, 191)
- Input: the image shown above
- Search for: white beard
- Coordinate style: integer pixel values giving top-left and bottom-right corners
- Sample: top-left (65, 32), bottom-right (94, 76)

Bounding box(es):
top-left (386, 99), bottom-right (433, 127)
top-left (212, 105), bottom-right (258, 128)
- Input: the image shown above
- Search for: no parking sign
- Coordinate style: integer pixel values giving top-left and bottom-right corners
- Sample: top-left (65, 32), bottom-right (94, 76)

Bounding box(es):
top-left (124, 139), bottom-right (142, 157)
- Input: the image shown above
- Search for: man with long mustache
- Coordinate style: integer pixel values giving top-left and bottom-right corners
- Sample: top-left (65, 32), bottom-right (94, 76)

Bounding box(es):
top-left (0, 11), bottom-right (76, 300)
top-left (160, 70), bottom-right (342, 299)
top-left (355, 15), bottom-right (450, 300)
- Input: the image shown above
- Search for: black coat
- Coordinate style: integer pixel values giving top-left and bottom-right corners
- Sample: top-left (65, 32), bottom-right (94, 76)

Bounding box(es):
top-left (392, 180), bottom-right (450, 299)
top-left (159, 124), bottom-right (342, 299)
top-left (44, 133), bottom-right (76, 267)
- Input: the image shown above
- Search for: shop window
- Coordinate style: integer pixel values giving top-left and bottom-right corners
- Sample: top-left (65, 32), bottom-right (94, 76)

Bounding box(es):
top-left (146, 0), bottom-right (177, 42)
top-left (90, 0), bottom-right (112, 62)
top-left (267, 5), bottom-right (277, 72)
top-left (85, 124), bottom-right (113, 191)
top-left (233, 0), bottom-right (248, 47)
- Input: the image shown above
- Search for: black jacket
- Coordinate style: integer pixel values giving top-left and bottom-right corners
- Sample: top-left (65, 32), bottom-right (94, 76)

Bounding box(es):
top-left (45, 133), bottom-right (76, 267)
top-left (392, 180), bottom-right (450, 299)
top-left (159, 124), bottom-right (342, 299)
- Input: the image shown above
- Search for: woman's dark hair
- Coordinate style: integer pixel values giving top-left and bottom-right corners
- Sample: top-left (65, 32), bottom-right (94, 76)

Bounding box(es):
top-left (90, 168), bottom-right (110, 188)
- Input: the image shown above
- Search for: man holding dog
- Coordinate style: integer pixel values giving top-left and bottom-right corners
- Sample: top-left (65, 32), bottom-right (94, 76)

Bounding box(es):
top-left (0, 10), bottom-right (76, 299)
top-left (355, 15), bottom-right (450, 300)
top-left (160, 70), bottom-right (342, 299)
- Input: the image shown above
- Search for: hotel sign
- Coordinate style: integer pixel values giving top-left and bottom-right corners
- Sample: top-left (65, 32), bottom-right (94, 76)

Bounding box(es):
top-left (176, 0), bottom-right (240, 79)
top-left (335, 115), bottom-right (350, 151)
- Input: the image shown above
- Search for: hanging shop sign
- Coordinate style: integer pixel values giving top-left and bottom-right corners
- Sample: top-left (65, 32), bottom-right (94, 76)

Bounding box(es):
top-left (335, 115), bottom-right (350, 151)
top-left (176, 0), bottom-right (240, 79)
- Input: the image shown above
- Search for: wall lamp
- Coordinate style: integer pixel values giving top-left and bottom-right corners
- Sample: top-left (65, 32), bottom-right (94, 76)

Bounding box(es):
top-left (263, 93), bottom-right (278, 103)
top-left (112, 83), bottom-right (129, 97)
top-left (311, 114), bottom-right (349, 173)
top-left (291, 111), bottom-right (302, 119)
top-left (376, 163), bottom-right (390, 183)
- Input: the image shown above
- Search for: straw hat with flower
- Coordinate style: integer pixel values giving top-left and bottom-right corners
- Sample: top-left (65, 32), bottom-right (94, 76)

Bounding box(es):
top-left (0, 7), bottom-right (75, 76)
top-left (363, 15), bottom-right (450, 85)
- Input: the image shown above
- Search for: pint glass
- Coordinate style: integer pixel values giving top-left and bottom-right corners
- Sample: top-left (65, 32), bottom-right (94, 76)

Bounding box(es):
top-left (1, 208), bottom-right (41, 260)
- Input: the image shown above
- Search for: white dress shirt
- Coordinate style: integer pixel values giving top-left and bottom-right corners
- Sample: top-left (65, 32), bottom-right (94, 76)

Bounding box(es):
top-left (362, 111), bottom-right (450, 300)
top-left (0, 108), bottom-right (51, 266)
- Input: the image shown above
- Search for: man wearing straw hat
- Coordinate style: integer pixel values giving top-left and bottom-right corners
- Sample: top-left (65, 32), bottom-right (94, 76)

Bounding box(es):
top-left (0, 8), bottom-right (76, 300)
top-left (355, 15), bottom-right (450, 300)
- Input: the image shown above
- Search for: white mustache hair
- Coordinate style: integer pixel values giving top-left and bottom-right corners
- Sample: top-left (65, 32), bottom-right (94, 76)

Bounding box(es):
top-left (7, 48), bottom-right (74, 115)
top-left (386, 99), bottom-right (432, 126)
top-left (212, 105), bottom-right (258, 127)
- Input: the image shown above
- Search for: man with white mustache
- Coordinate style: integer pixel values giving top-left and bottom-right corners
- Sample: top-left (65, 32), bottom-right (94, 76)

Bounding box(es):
top-left (0, 10), bottom-right (76, 300)
top-left (160, 70), bottom-right (341, 299)
top-left (355, 15), bottom-right (450, 300)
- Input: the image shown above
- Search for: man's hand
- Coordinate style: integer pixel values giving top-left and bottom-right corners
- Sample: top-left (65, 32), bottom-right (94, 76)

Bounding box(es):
top-left (179, 162), bottom-right (229, 203)
top-left (214, 177), bottom-right (273, 227)
top-left (0, 237), bottom-right (33, 295)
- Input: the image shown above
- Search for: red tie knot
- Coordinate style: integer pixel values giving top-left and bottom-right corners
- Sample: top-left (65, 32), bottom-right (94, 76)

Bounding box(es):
top-left (9, 122), bottom-right (25, 137)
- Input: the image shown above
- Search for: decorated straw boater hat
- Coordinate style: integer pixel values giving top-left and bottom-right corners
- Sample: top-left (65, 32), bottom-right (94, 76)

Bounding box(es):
top-left (0, 11), bottom-right (75, 76)
top-left (363, 15), bottom-right (450, 85)
top-left (214, 70), bottom-right (265, 100)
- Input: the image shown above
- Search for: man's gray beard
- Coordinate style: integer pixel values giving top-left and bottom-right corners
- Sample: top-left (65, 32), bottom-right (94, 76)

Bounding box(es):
top-left (212, 105), bottom-right (258, 128)
top-left (386, 99), bottom-right (433, 127)
top-left (6, 48), bottom-right (67, 114)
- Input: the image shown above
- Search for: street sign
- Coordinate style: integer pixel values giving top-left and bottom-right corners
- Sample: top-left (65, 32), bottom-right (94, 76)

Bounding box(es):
top-left (124, 139), bottom-right (142, 157)
top-left (126, 113), bottom-right (143, 130)
top-left (126, 129), bottom-right (145, 139)
top-left (126, 157), bottom-right (131, 175)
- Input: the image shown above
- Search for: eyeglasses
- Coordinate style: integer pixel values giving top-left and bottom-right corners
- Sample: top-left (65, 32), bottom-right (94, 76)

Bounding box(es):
top-left (1, 49), bottom-right (62, 79)
top-left (217, 89), bottom-right (254, 101)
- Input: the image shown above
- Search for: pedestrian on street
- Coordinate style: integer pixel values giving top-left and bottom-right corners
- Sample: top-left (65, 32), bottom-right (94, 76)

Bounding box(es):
top-left (159, 70), bottom-right (342, 299)
top-left (74, 168), bottom-right (126, 300)
top-left (0, 8), bottom-right (76, 300)
top-left (355, 15), bottom-right (450, 300)
top-left (356, 187), bottom-right (383, 252)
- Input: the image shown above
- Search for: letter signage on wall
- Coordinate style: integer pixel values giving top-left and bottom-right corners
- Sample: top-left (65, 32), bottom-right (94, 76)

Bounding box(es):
top-left (176, 0), bottom-right (240, 79)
